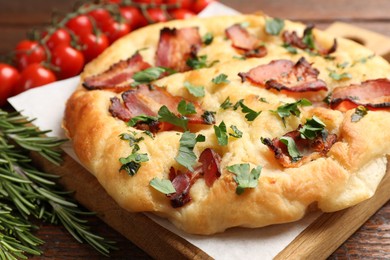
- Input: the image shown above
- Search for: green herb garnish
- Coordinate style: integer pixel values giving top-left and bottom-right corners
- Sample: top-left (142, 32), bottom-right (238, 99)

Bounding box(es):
top-left (274, 99), bottom-right (312, 126)
top-left (213, 121), bottom-right (228, 146)
top-left (282, 43), bottom-right (298, 54)
top-left (132, 67), bottom-right (174, 86)
top-left (201, 110), bottom-right (216, 124)
top-left (119, 153), bottom-right (149, 176)
top-left (212, 73), bottom-right (230, 84)
top-left (150, 178), bottom-right (176, 194)
top-left (158, 105), bottom-right (188, 130)
top-left (227, 164), bottom-right (262, 195)
top-left (127, 115), bottom-right (158, 127)
top-left (302, 26), bottom-right (316, 49)
top-left (240, 102), bottom-right (262, 121)
top-left (186, 55), bottom-right (219, 69)
top-left (175, 131), bottom-right (203, 171)
top-left (203, 32), bottom-right (214, 45)
top-left (265, 18), bottom-right (285, 35)
top-left (279, 136), bottom-right (302, 162)
top-left (177, 100), bottom-right (196, 116)
top-left (220, 96), bottom-right (233, 109)
top-left (229, 125), bottom-right (243, 138)
top-left (184, 81), bottom-right (205, 97)
top-left (329, 71), bottom-right (352, 81)
top-left (299, 116), bottom-right (326, 140)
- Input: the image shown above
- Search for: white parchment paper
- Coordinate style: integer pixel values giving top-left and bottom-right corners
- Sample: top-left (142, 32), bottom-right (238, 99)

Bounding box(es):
top-left (8, 2), bottom-right (321, 259)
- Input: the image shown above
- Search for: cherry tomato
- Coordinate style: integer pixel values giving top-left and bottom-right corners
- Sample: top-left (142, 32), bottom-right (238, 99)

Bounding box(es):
top-left (88, 8), bottom-right (112, 28)
top-left (120, 6), bottom-right (147, 29)
top-left (51, 45), bottom-right (85, 79)
top-left (102, 21), bottom-right (131, 43)
top-left (0, 64), bottom-right (20, 106)
top-left (46, 29), bottom-right (71, 50)
top-left (166, 0), bottom-right (194, 10)
top-left (147, 8), bottom-right (168, 23)
top-left (14, 63), bottom-right (56, 95)
top-left (80, 33), bottom-right (109, 62)
top-left (15, 40), bottom-right (46, 71)
top-left (192, 0), bottom-right (215, 13)
top-left (66, 15), bottom-right (93, 37)
top-left (170, 9), bottom-right (196, 19)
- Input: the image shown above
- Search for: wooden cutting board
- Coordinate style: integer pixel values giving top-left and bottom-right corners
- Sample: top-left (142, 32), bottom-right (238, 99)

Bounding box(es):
top-left (32, 22), bottom-right (390, 259)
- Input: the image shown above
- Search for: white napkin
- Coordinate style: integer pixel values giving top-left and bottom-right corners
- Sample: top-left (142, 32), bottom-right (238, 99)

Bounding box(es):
top-left (8, 3), bottom-right (321, 259)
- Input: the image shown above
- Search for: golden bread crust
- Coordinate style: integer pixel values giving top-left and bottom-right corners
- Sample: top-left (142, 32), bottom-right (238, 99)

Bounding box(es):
top-left (64, 14), bottom-right (390, 234)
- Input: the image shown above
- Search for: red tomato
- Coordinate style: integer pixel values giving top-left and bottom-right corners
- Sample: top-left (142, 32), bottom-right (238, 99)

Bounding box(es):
top-left (170, 9), bottom-right (196, 19)
top-left (166, 0), bottom-right (194, 10)
top-left (14, 63), bottom-right (56, 95)
top-left (120, 6), bottom-right (147, 29)
top-left (80, 33), bottom-right (109, 62)
top-left (192, 0), bottom-right (215, 13)
top-left (0, 64), bottom-right (20, 106)
top-left (147, 8), bottom-right (168, 23)
top-left (66, 15), bottom-right (93, 36)
top-left (51, 45), bottom-right (85, 79)
top-left (15, 40), bottom-right (46, 70)
top-left (88, 8), bottom-right (112, 28)
top-left (46, 29), bottom-right (71, 50)
top-left (102, 21), bottom-right (131, 43)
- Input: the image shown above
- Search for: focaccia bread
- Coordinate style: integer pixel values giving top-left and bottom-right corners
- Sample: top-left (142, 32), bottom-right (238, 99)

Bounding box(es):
top-left (64, 14), bottom-right (390, 234)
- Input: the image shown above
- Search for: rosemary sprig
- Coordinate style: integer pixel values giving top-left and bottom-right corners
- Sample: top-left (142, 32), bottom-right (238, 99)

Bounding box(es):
top-left (0, 110), bottom-right (116, 258)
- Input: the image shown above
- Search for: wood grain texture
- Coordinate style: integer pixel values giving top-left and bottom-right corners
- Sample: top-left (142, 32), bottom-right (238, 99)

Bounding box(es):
top-left (1, 0), bottom-right (389, 259)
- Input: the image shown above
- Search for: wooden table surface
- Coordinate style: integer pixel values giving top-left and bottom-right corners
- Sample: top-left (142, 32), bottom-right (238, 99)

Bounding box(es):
top-left (1, 0), bottom-right (389, 259)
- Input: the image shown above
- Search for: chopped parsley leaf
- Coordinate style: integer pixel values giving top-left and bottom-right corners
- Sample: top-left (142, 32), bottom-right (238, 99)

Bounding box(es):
top-left (186, 55), bottom-right (219, 69)
top-left (127, 114), bottom-right (158, 127)
top-left (274, 99), bottom-right (312, 126)
top-left (351, 106), bottom-right (368, 122)
top-left (120, 132), bottom-right (144, 147)
top-left (229, 125), bottom-right (243, 138)
top-left (203, 32), bottom-right (214, 45)
top-left (212, 73), bottom-right (230, 84)
top-left (132, 67), bottom-right (175, 86)
top-left (213, 121), bottom-right (228, 146)
top-left (119, 153), bottom-right (149, 176)
top-left (184, 81), bottom-right (205, 97)
top-left (175, 131), bottom-right (202, 171)
top-left (227, 164), bottom-right (262, 195)
top-left (299, 116), bottom-right (326, 140)
top-left (158, 105), bottom-right (188, 130)
top-left (259, 97), bottom-right (268, 103)
top-left (336, 62), bottom-right (349, 69)
top-left (220, 97), bottom-right (233, 109)
top-left (279, 136), bottom-right (302, 162)
top-left (150, 178), bottom-right (176, 194)
top-left (302, 27), bottom-right (316, 49)
top-left (282, 43), bottom-right (298, 54)
top-left (233, 55), bottom-right (246, 60)
top-left (240, 102), bottom-right (261, 121)
top-left (265, 18), bottom-right (285, 36)
top-left (329, 71), bottom-right (352, 81)
top-left (177, 100), bottom-right (196, 116)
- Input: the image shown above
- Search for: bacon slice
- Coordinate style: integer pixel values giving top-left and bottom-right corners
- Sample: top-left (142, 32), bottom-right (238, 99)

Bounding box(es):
top-left (156, 27), bottom-right (202, 72)
top-left (239, 57), bottom-right (328, 92)
top-left (83, 52), bottom-right (151, 92)
top-left (168, 148), bottom-right (221, 207)
top-left (283, 25), bottom-right (337, 55)
top-left (108, 85), bottom-right (211, 132)
top-left (330, 78), bottom-right (390, 111)
top-left (262, 128), bottom-right (337, 168)
top-left (225, 24), bottom-right (267, 58)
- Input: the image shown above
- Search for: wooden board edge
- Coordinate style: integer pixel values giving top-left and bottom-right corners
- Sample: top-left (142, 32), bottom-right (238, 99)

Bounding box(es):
top-left (31, 153), bottom-right (213, 260)
top-left (275, 159), bottom-right (390, 259)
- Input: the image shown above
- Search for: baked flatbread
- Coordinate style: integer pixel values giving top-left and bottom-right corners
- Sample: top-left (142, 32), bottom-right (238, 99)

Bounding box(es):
top-left (64, 14), bottom-right (390, 234)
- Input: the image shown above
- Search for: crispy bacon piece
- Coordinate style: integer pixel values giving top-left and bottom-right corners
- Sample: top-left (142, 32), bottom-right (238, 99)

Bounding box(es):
top-left (283, 25), bottom-right (337, 55)
top-left (156, 27), bottom-right (202, 72)
top-left (199, 148), bottom-right (222, 187)
top-left (83, 52), bottom-right (151, 92)
top-left (108, 85), bottom-right (211, 132)
top-left (330, 78), bottom-right (390, 111)
top-left (168, 148), bottom-right (221, 207)
top-left (225, 24), bottom-right (267, 58)
top-left (262, 128), bottom-right (337, 168)
top-left (239, 57), bottom-right (328, 92)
